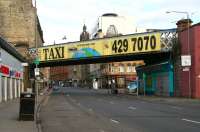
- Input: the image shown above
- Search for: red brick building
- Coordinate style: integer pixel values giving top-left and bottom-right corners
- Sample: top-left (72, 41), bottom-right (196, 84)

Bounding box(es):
top-left (100, 61), bottom-right (144, 93)
top-left (178, 21), bottom-right (200, 98)
top-left (50, 66), bottom-right (68, 81)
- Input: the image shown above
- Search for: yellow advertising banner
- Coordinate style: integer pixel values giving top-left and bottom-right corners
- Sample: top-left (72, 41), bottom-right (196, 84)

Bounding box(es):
top-left (38, 32), bottom-right (161, 62)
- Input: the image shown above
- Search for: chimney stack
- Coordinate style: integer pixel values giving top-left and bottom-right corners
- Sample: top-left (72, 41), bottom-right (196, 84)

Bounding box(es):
top-left (176, 19), bottom-right (193, 31)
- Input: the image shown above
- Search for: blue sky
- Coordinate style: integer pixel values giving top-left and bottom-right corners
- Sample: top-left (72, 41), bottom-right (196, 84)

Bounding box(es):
top-left (35, 0), bottom-right (200, 45)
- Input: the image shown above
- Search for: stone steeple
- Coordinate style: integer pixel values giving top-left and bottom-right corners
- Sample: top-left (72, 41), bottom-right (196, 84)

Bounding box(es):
top-left (80, 24), bottom-right (90, 41)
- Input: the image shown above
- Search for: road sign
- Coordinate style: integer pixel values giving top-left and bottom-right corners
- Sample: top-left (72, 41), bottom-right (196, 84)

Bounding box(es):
top-left (33, 57), bottom-right (40, 65)
top-left (34, 68), bottom-right (40, 76)
top-left (181, 55), bottom-right (191, 66)
top-left (21, 63), bottom-right (28, 66)
top-left (143, 73), bottom-right (146, 78)
top-left (183, 67), bottom-right (190, 71)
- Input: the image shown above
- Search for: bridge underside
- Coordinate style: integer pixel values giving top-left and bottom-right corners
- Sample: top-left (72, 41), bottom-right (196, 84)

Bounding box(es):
top-left (38, 51), bottom-right (171, 67)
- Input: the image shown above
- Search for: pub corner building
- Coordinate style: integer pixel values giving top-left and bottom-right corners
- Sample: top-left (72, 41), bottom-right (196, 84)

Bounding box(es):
top-left (0, 37), bottom-right (25, 102)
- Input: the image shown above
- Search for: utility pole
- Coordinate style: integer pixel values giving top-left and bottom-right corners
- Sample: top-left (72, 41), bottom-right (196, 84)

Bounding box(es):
top-left (34, 0), bottom-right (39, 120)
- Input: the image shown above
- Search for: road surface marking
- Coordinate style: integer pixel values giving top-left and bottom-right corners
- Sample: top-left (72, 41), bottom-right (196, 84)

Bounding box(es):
top-left (171, 106), bottom-right (182, 110)
top-left (182, 118), bottom-right (200, 124)
top-left (110, 119), bottom-right (120, 124)
top-left (110, 101), bottom-right (114, 104)
top-left (128, 106), bottom-right (136, 110)
top-left (66, 94), bottom-right (70, 97)
top-left (99, 130), bottom-right (105, 132)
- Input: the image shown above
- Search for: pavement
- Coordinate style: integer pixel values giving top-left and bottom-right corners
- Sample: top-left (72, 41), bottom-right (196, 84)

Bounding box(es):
top-left (0, 87), bottom-right (51, 132)
top-left (40, 87), bottom-right (200, 132)
top-left (0, 99), bottom-right (37, 132)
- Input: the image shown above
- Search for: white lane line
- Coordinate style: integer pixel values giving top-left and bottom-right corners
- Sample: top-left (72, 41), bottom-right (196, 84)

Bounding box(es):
top-left (171, 106), bottom-right (182, 110)
top-left (182, 118), bottom-right (200, 124)
top-left (66, 94), bottom-right (70, 97)
top-left (128, 106), bottom-right (136, 110)
top-left (99, 130), bottom-right (105, 132)
top-left (110, 119), bottom-right (120, 124)
top-left (110, 101), bottom-right (114, 104)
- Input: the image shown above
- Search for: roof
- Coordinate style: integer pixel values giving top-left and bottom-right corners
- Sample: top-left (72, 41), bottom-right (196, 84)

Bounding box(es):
top-left (176, 19), bottom-right (193, 25)
top-left (102, 13), bottom-right (118, 17)
top-left (190, 22), bottom-right (200, 28)
top-left (179, 22), bottom-right (200, 32)
top-left (136, 61), bottom-right (170, 71)
top-left (37, 16), bottom-right (45, 43)
top-left (0, 37), bottom-right (26, 62)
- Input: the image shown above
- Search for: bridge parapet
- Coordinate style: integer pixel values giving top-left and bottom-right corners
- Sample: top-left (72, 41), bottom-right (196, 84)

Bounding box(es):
top-left (160, 29), bottom-right (177, 52)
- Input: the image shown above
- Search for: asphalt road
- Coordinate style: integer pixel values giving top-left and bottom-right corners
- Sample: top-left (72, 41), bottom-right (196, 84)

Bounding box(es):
top-left (40, 87), bottom-right (200, 132)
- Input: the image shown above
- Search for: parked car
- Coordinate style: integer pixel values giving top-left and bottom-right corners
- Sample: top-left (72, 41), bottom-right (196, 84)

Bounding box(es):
top-left (127, 81), bottom-right (138, 93)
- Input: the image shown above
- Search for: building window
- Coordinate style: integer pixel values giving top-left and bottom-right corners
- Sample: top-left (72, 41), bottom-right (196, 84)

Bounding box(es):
top-left (115, 67), bottom-right (119, 73)
top-left (111, 67), bottom-right (115, 73)
top-left (127, 66), bottom-right (131, 72)
top-left (132, 66), bottom-right (136, 72)
top-left (119, 65), bottom-right (125, 73)
top-left (127, 63), bottom-right (131, 72)
top-left (106, 25), bottom-right (118, 37)
top-left (108, 66), bottom-right (111, 72)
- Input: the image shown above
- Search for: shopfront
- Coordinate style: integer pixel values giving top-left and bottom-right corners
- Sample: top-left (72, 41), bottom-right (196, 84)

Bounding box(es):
top-left (0, 37), bottom-right (25, 102)
top-left (136, 62), bottom-right (174, 96)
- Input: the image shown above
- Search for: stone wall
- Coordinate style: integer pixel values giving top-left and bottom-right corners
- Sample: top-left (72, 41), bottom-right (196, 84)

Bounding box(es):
top-left (0, 0), bottom-right (43, 52)
top-left (0, 0), bottom-right (46, 90)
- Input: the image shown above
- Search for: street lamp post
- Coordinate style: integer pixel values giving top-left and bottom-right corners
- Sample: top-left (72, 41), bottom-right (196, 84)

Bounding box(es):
top-left (166, 11), bottom-right (191, 98)
top-left (34, 0), bottom-right (39, 120)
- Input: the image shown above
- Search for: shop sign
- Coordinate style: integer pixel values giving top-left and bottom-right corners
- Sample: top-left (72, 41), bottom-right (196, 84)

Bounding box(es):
top-left (181, 55), bottom-right (191, 66)
top-left (10, 70), bottom-right (15, 77)
top-left (8, 69), bottom-right (21, 78)
top-left (15, 72), bottom-right (21, 78)
top-left (9, 70), bottom-right (21, 78)
top-left (0, 65), bottom-right (10, 76)
top-left (38, 32), bottom-right (161, 62)
top-left (35, 68), bottom-right (40, 76)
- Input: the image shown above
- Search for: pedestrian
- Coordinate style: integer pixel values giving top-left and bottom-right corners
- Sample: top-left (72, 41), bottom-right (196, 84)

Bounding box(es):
top-left (108, 80), bottom-right (111, 94)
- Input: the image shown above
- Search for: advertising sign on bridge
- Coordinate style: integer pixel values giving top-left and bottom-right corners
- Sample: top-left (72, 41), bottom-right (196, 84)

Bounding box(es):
top-left (38, 32), bottom-right (161, 62)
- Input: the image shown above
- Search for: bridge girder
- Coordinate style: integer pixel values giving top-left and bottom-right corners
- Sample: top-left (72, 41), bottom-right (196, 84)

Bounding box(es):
top-left (29, 29), bottom-right (177, 67)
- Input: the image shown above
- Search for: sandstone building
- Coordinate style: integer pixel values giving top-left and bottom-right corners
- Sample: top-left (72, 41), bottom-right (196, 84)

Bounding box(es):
top-left (0, 0), bottom-right (48, 89)
top-left (0, 0), bottom-right (44, 51)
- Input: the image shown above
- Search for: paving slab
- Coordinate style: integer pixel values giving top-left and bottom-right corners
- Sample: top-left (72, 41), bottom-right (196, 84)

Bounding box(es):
top-left (0, 99), bottom-right (37, 132)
